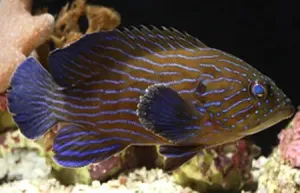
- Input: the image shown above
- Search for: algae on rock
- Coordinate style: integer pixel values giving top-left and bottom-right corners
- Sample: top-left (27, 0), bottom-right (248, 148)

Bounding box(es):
top-left (0, 111), bottom-right (16, 133)
top-left (173, 140), bottom-right (260, 193)
top-left (255, 148), bottom-right (300, 193)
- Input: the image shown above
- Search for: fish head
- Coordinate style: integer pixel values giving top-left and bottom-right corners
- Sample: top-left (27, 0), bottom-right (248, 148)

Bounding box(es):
top-left (237, 75), bottom-right (294, 135)
top-left (194, 59), bottom-right (294, 137)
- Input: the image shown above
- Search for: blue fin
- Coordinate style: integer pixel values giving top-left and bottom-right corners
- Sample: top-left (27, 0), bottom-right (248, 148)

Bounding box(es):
top-left (159, 145), bottom-right (202, 171)
top-left (137, 84), bottom-right (201, 143)
top-left (7, 57), bottom-right (58, 139)
top-left (48, 26), bottom-right (207, 87)
top-left (53, 124), bottom-right (128, 168)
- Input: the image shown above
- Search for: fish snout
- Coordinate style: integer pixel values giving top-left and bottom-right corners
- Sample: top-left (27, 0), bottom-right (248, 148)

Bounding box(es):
top-left (279, 97), bottom-right (295, 119)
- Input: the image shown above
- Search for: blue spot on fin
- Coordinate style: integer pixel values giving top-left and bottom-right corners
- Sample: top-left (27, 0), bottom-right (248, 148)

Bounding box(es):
top-left (7, 57), bottom-right (58, 139)
top-left (53, 124), bottom-right (128, 168)
top-left (48, 26), bottom-right (207, 87)
top-left (137, 84), bottom-right (201, 143)
top-left (159, 145), bottom-right (202, 171)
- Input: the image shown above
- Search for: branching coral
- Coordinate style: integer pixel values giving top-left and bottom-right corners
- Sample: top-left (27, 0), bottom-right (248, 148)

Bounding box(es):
top-left (51, 0), bottom-right (121, 48)
top-left (0, 0), bottom-right (54, 94)
top-left (278, 110), bottom-right (300, 167)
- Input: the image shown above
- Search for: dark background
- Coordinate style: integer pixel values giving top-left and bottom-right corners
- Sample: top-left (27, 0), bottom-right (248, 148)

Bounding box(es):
top-left (34, 0), bottom-right (299, 155)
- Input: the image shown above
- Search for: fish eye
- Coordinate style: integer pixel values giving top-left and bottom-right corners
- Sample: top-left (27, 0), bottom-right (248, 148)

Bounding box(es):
top-left (250, 81), bottom-right (268, 99)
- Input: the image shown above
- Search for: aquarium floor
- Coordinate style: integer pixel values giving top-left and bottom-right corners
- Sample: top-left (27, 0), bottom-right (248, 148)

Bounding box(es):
top-left (0, 167), bottom-right (199, 193)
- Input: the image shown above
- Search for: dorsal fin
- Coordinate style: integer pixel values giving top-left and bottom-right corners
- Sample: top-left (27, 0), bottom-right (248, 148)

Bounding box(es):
top-left (121, 25), bottom-right (207, 50)
top-left (48, 25), bottom-right (208, 87)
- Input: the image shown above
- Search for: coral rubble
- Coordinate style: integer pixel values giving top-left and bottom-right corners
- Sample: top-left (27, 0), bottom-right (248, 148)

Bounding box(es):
top-left (254, 148), bottom-right (300, 193)
top-left (249, 110), bottom-right (300, 193)
top-left (0, 130), bottom-right (51, 184)
top-left (0, 167), bottom-right (199, 193)
top-left (0, 130), bottom-right (44, 156)
top-left (0, 149), bottom-right (51, 182)
top-left (173, 139), bottom-right (261, 193)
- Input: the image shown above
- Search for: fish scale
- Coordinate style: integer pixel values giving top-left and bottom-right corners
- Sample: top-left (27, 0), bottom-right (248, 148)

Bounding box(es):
top-left (7, 26), bottom-right (294, 171)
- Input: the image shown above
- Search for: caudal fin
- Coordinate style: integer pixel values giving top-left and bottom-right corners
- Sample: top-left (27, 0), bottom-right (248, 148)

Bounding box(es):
top-left (7, 57), bottom-right (58, 139)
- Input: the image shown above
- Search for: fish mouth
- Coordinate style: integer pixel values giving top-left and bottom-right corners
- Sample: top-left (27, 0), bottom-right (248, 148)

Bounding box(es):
top-left (242, 97), bottom-right (295, 136)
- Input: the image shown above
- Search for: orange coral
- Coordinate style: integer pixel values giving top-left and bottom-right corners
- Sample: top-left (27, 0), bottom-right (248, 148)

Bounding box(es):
top-left (51, 0), bottom-right (121, 48)
top-left (86, 5), bottom-right (121, 33)
top-left (0, 0), bottom-right (54, 93)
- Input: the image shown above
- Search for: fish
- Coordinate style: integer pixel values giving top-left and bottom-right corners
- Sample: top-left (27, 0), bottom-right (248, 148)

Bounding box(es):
top-left (7, 26), bottom-right (295, 171)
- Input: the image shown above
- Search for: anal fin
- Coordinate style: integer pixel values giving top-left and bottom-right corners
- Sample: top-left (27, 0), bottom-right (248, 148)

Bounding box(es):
top-left (53, 123), bottom-right (129, 168)
top-left (158, 145), bottom-right (202, 172)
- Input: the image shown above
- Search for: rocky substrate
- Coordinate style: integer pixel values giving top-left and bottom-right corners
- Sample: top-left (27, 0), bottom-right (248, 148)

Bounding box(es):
top-left (0, 167), bottom-right (199, 193)
top-left (254, 148), bottom-right (300, 193)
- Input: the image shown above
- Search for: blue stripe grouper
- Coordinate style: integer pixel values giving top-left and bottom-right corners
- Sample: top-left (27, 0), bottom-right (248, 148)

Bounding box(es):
top-left (7, 26), bottom-right (294, 171)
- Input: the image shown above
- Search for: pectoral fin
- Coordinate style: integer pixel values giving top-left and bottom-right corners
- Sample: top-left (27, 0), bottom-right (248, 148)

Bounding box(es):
top-left (137, 84), bottom-right (202, 143)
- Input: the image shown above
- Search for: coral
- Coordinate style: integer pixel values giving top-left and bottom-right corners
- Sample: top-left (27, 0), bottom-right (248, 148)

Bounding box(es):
top-left (85, 5), bottom-right (121, 33)
top-left (0, 0), bottom-right (54, 93)
top-left (1, 132), bottom-right (159, 185)
top-left (242, 111), bottom-right (300, 193)
top-left (0, 129), bottom-right (156, 185)
top-left (0, 0), bottom-right (122, 181)
top-left (250, 156), bottom-right (268, 184)
top-left (254, 148), bottom-right (300, 193)
top-left (51, 0), bottom-right (121, 48)
top-left (53, 0), bottom-right (85, 38)
top-left (0, 129), bottom-right (261, 190)
top-left (173, 139), bottom-right (261, 193)
top-left (0, 130), bottom-right (93, 185)
top-left (278, 111), bottom-right (300, 167)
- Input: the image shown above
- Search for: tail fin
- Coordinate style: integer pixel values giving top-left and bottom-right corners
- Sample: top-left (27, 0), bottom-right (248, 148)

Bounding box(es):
top-left (7, 57), bottom-right (58, 139)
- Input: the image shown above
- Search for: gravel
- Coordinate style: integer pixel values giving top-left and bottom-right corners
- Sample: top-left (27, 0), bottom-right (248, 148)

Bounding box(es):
top-left (0, 167), bottom-right (199, 193)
